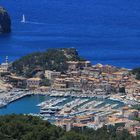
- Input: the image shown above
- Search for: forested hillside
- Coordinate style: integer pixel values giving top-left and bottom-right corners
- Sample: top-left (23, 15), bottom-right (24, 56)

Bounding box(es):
top-left (0, 114), bottom-right (139, 140)
top-left (10, 48), bottom-right (84, 77)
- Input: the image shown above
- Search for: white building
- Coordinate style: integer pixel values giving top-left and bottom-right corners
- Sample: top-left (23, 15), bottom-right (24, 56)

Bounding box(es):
top-left (0, 56), bottom-right (9, 72)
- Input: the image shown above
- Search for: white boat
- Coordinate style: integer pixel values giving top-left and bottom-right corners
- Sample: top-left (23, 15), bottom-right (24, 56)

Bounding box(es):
top-left (111, 104), bottom-right (118, 109)
top-left (21, 14), bottom-right (26, 23)
top-left (94, 101), bottom-right (104, 108)
top-left (0, 100), bottom-right (7, 108)
top-left (109, 97), bottom-right (122, 102)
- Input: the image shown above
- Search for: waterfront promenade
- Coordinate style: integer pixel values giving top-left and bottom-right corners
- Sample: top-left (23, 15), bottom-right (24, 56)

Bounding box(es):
top-left (0, 89), bottom-right (33, 108)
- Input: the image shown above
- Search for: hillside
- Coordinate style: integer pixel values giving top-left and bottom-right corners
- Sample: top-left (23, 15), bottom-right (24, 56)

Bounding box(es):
top-left (132, 67), bottom-right (140, 80)
top-left (0, 114), bottom-right (138, 140)
top-left (0, 7), bottom-right (11, 33)
top-left (10, 48), bottom-right (84, 77)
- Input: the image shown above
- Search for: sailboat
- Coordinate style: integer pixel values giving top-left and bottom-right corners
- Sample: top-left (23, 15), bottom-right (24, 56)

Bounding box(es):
top-left (21, 14), bottom-right (26, 23)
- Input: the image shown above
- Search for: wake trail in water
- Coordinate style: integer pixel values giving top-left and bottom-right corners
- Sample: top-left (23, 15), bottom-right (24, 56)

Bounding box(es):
top-left (23, 21), bottom-right (46, 25)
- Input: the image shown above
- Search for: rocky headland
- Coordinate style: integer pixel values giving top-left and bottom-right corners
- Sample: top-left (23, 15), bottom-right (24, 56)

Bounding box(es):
top-left (0, 7), bottom-right (11, 33)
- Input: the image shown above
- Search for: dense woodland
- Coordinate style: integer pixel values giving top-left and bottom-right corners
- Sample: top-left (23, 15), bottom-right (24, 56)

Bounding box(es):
top-left (10, 48), bottom-right (84, 78)
top-left (0, 114), bottom-right (139, 140)
top-left (132, 68), bottom-right (140, 80)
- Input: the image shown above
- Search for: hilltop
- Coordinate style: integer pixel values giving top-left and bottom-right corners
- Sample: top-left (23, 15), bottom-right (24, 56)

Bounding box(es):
top-left (10, 48), bottom-right (84, 77)
top-left (0, 6), bottom-right (11, 33)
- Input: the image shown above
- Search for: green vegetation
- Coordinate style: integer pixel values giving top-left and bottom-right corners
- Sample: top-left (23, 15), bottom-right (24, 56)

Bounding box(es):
top-left (132, 68), bottom-right (140, 80)
top-left (0, 114), bottom-right (64, 140)
top-left (119, 87), bottom-right (125, 93)
top-left (132, 105), bottom-right (140, 110)
top-left (0, 7), bottom-right (6, 13)
top-left (134, 117), bottom-right (140, 122)
top-left (10, 48), bottom-right (84, 78)
top-left (41, 78), bottom-right (51, 86)
top-left (0, 114), bottom-right (139, 140)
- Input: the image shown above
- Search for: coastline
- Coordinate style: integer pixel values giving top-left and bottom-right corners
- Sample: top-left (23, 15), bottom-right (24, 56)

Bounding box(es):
top-left (0, 88), bottom-right (138, 109)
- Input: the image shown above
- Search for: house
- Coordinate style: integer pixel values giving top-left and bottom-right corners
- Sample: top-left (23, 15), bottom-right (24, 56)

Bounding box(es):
top-left (67, 61), bottom-right (91, 71)
top-left (45, 70), bottom-right (61, 80)
top-left (79, 61), bottom-right (91, 68)
top-left (27, 78), bottom-right (41, 88)
top-left (94, 64), bottom-right (118, 74)
top-left (112, 72), bottom-right (126, 79)
top-left (135, 126), bottom-right (140, 136)
top-left (52, 78), bottom-right (67, 90)
top-left (122, 107), bottom-right (138, 120)
top-left (7, 75), bottom-right (27, 88)
top-left (82, 67), bottom-right (101, 78)
top-left (69, 71), bottom-right (81, 77)
top-left (67, 61), bottom-right (79, 71)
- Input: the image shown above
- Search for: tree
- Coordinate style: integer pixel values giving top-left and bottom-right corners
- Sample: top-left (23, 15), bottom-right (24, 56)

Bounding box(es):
top-left (10, 48), bottom-right (83, 78)
top-left (0, 114), bottom-right (137, 140)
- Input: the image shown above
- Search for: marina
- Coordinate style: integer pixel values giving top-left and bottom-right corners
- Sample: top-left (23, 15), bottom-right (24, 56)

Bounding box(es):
top-left (0, 90), bottom-right (125, 122)
top-left (34, 94), bottom-right (125, 123)
top-left (0, 89), bottom-right (139, 135)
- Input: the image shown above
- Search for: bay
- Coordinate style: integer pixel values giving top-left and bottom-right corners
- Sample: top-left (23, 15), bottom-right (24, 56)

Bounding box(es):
top-left (0, 0), bottom-right (140, 68)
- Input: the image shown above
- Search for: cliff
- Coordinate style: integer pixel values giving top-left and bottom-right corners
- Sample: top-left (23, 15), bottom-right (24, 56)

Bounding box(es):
top-left (0, 7), bottom-right (11, 33)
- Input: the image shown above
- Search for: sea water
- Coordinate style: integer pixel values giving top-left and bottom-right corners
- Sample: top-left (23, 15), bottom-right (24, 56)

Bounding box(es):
top-left (0, 0), bottom-right (140, 68)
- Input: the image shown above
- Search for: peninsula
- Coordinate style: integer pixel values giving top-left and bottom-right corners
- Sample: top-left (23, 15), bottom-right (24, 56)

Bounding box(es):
top-left (0, 48), bottom-right (140, 137)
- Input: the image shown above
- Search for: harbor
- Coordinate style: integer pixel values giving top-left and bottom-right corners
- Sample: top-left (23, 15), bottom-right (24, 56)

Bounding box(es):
top-left (35, 95), bottom-right (125, 122)
top-left (0, 89), bottom-right (34, 108)
top-left (0, 93), bottom-right (46, 115)
top-left (0, 90), bottom-right (124, 117)
top-left (0, 89), bottom-right (139, 133)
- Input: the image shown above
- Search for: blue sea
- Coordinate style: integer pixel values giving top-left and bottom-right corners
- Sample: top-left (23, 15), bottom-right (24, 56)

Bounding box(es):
top-left (0, 0), bottom-right (140, 68)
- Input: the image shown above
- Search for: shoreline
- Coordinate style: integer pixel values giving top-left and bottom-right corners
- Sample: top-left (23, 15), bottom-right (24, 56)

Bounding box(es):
top-left (0, 88), bottom-right (138, 110)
